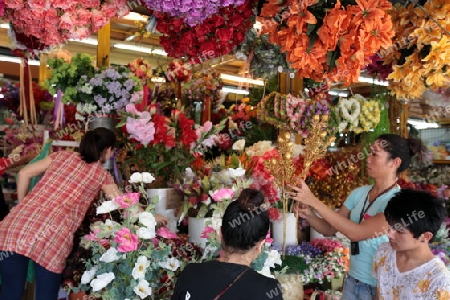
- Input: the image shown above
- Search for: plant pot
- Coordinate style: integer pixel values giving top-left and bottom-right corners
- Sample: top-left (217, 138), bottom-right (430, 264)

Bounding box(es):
top-left (147, 188), bottom-right (182, 232)
top-left (188, 217), bottom-right (212, 248)
top-left (271, 212), bottom-right (298, 247)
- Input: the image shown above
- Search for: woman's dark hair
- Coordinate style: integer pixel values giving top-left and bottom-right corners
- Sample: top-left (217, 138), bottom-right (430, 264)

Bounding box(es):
top-left (385, 189), bottom-right (446, 241)
top-left (377, 134), bottom-right (426, 173)
top-left (79, 127), bottom-right (116, 163)
top-left (221, 189), bottom-right (270, 252)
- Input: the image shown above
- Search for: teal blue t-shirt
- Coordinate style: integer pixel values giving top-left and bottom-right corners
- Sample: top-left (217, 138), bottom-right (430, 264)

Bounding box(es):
top-left (344, 185), bottom-right (400, 287)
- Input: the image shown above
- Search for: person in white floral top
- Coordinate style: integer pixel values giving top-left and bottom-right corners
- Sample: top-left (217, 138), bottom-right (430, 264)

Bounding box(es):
top-left (373, 189), bottom-right (450, 300)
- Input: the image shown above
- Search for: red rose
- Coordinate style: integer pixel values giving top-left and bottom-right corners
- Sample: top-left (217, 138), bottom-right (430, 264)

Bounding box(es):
top-left (216, 27), bottom-right (234, 42)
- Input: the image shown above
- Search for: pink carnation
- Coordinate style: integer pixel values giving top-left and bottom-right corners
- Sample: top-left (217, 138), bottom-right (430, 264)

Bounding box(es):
top-left (114, 227), bottom-right (138, 253)
top-left (27, 0), bottom-right (49, 10)
top-left (201, 226), bottom-right (215, 239)
top-left (5, 0), bottom-right (24, 10)
top-left (115, 193), bottom-right (140, 209)
top-left (126, 117), bottom-right (155, 146)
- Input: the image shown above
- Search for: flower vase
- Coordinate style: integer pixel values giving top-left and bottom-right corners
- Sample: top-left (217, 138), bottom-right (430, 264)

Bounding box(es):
top-left (147, 188), bottom-right (181, 232)
top-left (271, 212), bottom-right (298, 248)
top-left (188, 217), bottom-right (212, 248)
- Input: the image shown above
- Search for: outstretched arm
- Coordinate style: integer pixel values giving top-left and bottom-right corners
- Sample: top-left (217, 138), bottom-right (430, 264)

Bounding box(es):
top-left (289, 180), bottom-right (388, 242)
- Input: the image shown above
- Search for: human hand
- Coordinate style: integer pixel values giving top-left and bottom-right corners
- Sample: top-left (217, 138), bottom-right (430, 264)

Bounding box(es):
top-left (155, 214), bottom-right (168, 226)
top-left (287, 179), bottom-right (318, 208)
top-left (293, 202), bottom-right (315, 219)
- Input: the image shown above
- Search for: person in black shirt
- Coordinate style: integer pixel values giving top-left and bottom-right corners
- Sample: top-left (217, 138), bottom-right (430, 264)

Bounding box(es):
top-left (172, 189), bottom-right (283, 300)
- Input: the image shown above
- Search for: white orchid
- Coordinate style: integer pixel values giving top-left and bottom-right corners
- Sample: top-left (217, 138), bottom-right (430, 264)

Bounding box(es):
top-left (96, 200), bottom-right (119, 214)
top-left (132, 256), bottom-right (150, 280)
top-left (134, 279), bottom-right (152, 299)
top-left (90, 272), bottom-right (115, 292)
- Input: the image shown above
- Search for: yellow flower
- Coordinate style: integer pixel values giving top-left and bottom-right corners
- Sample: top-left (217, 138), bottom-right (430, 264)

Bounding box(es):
top-left (436, 290), bottom-right (450, 300)
top-left (412, 20), bottom-right (443, 49)
top-left (418, 279), bottom-right (431, 292)
top-left (424, 0), bottom-right (450, 20)
top-left (426, 71), bottom-right (449, 89)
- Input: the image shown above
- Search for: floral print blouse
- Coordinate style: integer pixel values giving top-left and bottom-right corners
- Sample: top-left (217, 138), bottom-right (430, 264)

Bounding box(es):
top-left (373, 242), bottom-right (450, 300)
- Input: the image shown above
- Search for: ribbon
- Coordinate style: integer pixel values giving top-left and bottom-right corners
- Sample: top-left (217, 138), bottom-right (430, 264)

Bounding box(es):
top-left (136, 85), bottom-right (149, 112)
top-left (53, 90), bottom-right (63, 130)
top-left (111, 151), bottom-right (121, 185)
top-left (19, 57), bottom-right (37, 126)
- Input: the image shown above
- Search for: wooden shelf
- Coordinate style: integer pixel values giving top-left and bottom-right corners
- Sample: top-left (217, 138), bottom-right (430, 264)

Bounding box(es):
top-left (433, 160), bottom-right (450, 164)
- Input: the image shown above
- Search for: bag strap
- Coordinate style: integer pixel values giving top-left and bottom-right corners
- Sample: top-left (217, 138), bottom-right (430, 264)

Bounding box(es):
top-left (213, 267), bottom-right (249, 300)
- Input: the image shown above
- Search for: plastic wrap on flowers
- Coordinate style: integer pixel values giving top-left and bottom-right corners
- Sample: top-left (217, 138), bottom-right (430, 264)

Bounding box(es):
top-left (236, 29), bottom-right (290, 80)
top-left (2, 0), bottom-right (130, 46)
top-left (155, 0), bottom-right (257, 64)
top-left (143, 0), bottom-right (245, 27)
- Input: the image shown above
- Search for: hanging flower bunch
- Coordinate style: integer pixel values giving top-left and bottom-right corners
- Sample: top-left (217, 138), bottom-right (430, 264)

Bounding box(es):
top-left (236, 28), bottom-right (290, 80)
top-left (165, 59), bottom-right (192, 83)
top-left (364, 54), bottom-right (393, 81)
top-left (154, 0), bottom-right (256, 63)
top-left (75, 66), bottom-right (143, 116)
top-left (182, 69), bottom-right (223, 101)
top-left (128, 58), bottom-right (153, 85)
top-left (336, 94), bottom-right (381, 133)
top-left (386, 1), bottom-right (450, 99)
top-left (0, 82), bottom-right (19, 113)
top-left (257, 92), bottom-right (338, 137)
top-left (258, 0), bottom-right (394, 84)
top-left (2, 0), bottom-right (129, 46)
top-left (143, 0), bottom-right (245, 26)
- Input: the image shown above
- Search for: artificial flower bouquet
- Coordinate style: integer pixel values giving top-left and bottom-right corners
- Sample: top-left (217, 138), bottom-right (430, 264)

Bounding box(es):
top-left (76, 176), bottom-right (184, 299)
top-left (272, 238), bottom-right (350, 285)
top-left (121, 103), bottom-right (226, 187)
top-left (173, 167), bottom-right (250, 220)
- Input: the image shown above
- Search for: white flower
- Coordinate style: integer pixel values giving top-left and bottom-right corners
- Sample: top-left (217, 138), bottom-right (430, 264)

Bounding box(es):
top-left (102, 219), bottom-right (118, 235)
top-left (200, 196), bottom-right (211, 206)
top-left (80, 83), bottom-right (93, 94)
top-left (90, 272), bottom-right (115, 292)
top-left (96, 200), bottom-right (119, 214)
top-left (139, 212), bottom-right (156, 229)
top-left (141, 172), bottom-right (155, 184)
top-left (132, 256), bottom-right (150, 280)
top-left (159, 257), bottom-right (180, 271)
top-left (264, 250), bottom-right (282, 268)
top-left (137, 226), bottom-right (155, 239)
top-left (228, 167), bottom-right (246, 178)
top-left (258, 266), bottom-right (274, 278)
top-left (99, 247), bottom-right (121, 263)
top-left (134, 279), bottom-right (152, 299)
top-left (185, 168), bottom-right (195, 178)
top-left (232, 139), bottom-right (245, 151)
top-left (129, 172), bottom-right (143, 183)
top-left (80, 267), bottom-right (97, 284)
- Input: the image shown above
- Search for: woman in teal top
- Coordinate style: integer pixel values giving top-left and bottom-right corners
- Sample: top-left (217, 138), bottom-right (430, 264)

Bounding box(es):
top-left (288, 134), bottom-right (425, 300)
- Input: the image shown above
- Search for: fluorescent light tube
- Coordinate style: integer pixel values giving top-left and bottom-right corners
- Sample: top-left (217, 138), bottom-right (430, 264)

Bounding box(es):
top-left (220, 74), bottom-right (264, 86)
top-left (151, 49), bottom-right (168, 56)
top-left (114, 43), bottom-right (152, 54)
top-left (69, 38), bottom-right (98, 45)
top-left (329, 90), bottom-right (349, 97)
top-left (222, 87), bottom-right (249, 95)
top-left (0, 24), bottom-right (9, 29)
top-left (123, 12), bottom-right (148, 22)
top-left (0, 55), bottom-right (40, 66)
top-left (358, 76), bottom-right (389, 86)
top-left (408, 119), bottom-right (439, 130)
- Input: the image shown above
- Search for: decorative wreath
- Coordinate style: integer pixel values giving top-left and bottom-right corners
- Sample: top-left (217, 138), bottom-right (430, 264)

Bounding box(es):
top-left (155, 0), bottom-right (256, 64)
top-left (337, 94), bottom-right (380, 133)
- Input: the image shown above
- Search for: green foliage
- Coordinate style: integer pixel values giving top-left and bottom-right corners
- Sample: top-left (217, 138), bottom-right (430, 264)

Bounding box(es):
top-left (273, 255), bottom-right (309, 274)
top-left (44, 53), bottom-right (96, 103)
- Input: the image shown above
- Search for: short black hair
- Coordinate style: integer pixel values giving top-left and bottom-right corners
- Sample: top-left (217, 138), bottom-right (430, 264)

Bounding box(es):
top-left (221, 189), bottom-right (269, 252)
top-left (385, 189), bottom-right (446, 241)
top-left (79, 127), bottom-right (116, 163)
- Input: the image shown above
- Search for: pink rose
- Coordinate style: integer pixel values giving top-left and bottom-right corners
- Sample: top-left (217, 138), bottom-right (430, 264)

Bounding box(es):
top-left (5, 0), bottom-right (24, 9)
top-left (73, 8), bottom-right (91, 27)
top-left (91, 8), bottom-right (109, 32)
top-left (51, 0), bottom-right (75, 9)
top-left (126, 117), bottom-right (155, 146)
top-left (114, 227), bottom-right (138, 253)
top-left (78, 0), bottom-right (100, 9)
top-left (59, 11), bottom-right (76, 31)
top-left (156, 227), bottom-right (179, 239)
top-left (126, 104), bottom-right (139, 115)
top-left (200, 226), bottom-right (215, 239)
top-left (114, 193), bottom-right (139, 209)
top-left (209, 188), bottom-right (234, 202)
top-left (27, 0), bottom-right (49, 10)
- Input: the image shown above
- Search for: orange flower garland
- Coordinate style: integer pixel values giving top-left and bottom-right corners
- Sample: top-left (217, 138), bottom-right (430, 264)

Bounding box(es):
top-left (258, 0), bottom-right (395, 84)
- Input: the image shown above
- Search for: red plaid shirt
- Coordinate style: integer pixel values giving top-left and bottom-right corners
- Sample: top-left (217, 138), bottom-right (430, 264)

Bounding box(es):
top-left (0, 151), bottom-right (114, 273)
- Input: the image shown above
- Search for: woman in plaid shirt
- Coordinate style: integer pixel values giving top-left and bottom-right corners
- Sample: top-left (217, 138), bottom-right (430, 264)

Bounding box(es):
top-left (0, 127), bottom-right (122, 300)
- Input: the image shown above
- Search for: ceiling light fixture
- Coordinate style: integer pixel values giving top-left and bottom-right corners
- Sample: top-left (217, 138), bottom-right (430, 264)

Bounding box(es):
top-left (222, 87), bottom-right (250, 95)
top-left (358, 75), bottom-right (389, 87)
top-left (220, 73), bottom-right (264, 86)
top-left (328, 90), bottom-right (349, 97)
top-left (113, 43), bottom-right (167, 56)
top-left (0, 24), bottom-right (9, 29)
top-left (408, 119), bottom-right (439, 130)
top-left (123, 12), bottom-right (149, 22)
top-left (69, 37), bottom-right (99, 46)
top-left (0, 55), bottom-right (40, 66)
